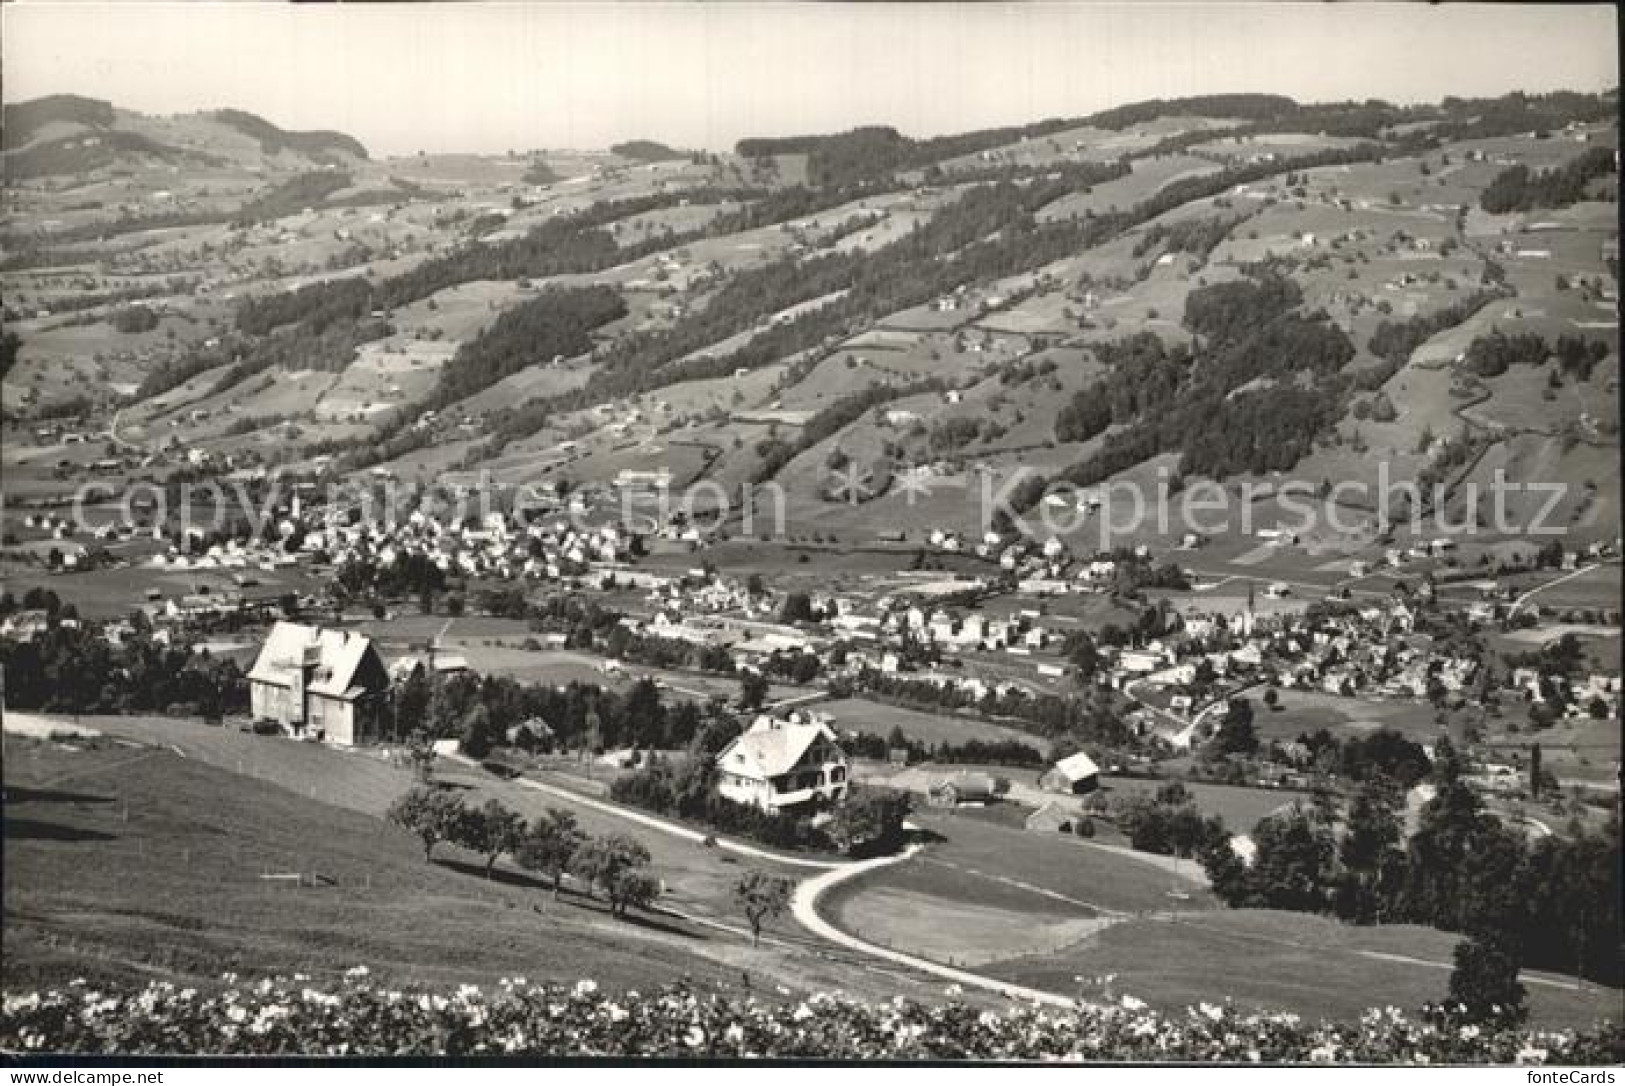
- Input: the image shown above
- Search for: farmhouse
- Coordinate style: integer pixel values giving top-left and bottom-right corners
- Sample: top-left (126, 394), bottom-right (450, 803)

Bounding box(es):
top-left (248, 622), bottom-right (391, 746)
top-left (715, 716), bottom-right (850, 813)
top-left (1039, 751), bottom-right (1101, 795)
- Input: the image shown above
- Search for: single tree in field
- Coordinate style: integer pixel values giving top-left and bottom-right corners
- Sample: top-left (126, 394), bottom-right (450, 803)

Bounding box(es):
top-left (458, 799), bottom-right (527, 879)
top-left (572, 833), bottom-right (655, 918)
top-left (386, 785), bottom-right (467, 862)
top-left (732, 871), bottom-right (794, 946)
top-left (513, 807), bottom-right (586, 898)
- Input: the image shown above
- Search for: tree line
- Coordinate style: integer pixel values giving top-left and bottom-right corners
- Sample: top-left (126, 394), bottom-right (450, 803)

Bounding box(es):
top-left (1201, 738), bottom-right (1622, 990)
top-left (1480, 146), bottom-right (1616, 214)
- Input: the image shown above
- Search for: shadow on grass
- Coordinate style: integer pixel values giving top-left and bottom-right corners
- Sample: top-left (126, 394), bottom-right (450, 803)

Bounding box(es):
top-left (4, 785), bottom-right (117, 805)
top-left (436, 857), bottom-right (556, 891)
top-left (4, 817), bottom-right (118, 842)
top-left (528, 887), bottom-right (709, 940)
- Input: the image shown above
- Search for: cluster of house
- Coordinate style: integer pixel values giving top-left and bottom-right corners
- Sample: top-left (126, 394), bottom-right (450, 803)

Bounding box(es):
top-left (297, 506), bottom-right (637, 583)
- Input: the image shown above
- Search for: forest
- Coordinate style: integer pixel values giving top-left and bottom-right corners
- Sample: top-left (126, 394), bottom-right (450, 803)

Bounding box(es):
top-left (435, 286), bottom-right (626, 403)
top-left (232, 170), bottom-right (357, 225)
top-left (1049, 274), bottom-right (1355, 489)
top-left (1480, 146), bottom-right (1617, 214)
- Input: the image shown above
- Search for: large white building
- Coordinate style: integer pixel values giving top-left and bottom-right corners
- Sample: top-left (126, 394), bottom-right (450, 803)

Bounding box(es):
top-left (715, 716), bottom-right (850, 813)
top-left (248, 622), bottom-right (391, 746)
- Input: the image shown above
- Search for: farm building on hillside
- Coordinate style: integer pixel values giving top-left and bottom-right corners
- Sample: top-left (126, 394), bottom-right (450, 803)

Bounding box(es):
top-left (715, 716), bottom-right (849, 813)
top-left (927, 771), bottom-right (1006, 807)
top-left (1025, 801), bottom-right (1079, 833)
top-left (1039, 751), bottom-right (1101, 795)
top-left (248, 622), bottom-right (391, 746)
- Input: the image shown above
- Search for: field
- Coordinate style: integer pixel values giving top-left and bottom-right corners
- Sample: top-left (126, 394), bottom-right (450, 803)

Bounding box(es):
top-left (825, 807), bottom-right (1619, 1028)
top-left (0, 716), bottom-right (967, 1006)
top-left (818, 698), bottom-right (1047, 752)
top-left (1, 732), bottom-right (742, 994)
top-left (1246, 688), bottom-right (1452, 745)
top-left (985, 909), bottom-right (1620, 1029)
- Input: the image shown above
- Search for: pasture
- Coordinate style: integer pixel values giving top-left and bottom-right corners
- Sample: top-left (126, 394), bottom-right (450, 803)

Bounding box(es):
top-left (819, 698), bottom-right (1048, 752)
top-left (1, 715), bottom-right (952, 1004)
top-left (1248, 688), bottom-right (1450, 745)
top-left (986, 909), bottom-right (1621, 1029)
top-left (1, 732), bottom-right (740, 995)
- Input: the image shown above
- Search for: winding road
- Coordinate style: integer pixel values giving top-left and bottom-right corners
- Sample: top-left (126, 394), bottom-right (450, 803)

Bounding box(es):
top-left (445, 753), bottom-right (1076, 1005)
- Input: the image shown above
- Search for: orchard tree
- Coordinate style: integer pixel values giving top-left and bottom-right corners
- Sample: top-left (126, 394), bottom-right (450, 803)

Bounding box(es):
top-left (573, 834), bottom-right (655, 917)
top-left (458, 799), bottom-right (527, 879)
top-left (732, 871), bottom-right (794, 946)
top-left (386, 785), bottom-right (467, 862)
top-left (514, 808), bottom-right (587, 898)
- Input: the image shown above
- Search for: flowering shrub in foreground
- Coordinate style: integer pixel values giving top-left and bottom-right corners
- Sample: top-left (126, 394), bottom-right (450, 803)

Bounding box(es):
top-left (3, 971), bottom-right (1620, 1062)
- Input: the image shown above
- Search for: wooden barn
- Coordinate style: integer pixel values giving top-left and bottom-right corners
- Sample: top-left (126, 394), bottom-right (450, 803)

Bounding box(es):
top-left (1039, 751), bottom-right (1101, 795)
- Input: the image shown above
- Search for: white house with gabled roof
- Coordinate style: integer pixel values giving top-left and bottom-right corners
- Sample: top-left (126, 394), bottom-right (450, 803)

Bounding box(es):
top-left (715, 716), bottom-right (849, 812)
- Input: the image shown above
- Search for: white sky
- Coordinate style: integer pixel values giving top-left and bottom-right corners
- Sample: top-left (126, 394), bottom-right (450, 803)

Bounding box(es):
top-left (2, 2), bottom-right (1617, 158)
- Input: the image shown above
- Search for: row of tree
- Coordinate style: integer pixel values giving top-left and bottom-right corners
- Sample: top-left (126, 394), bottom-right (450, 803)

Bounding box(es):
top-left (386, 783), bottom-right (798, 943)
top-left (386, 788), bottom-right (659, 917)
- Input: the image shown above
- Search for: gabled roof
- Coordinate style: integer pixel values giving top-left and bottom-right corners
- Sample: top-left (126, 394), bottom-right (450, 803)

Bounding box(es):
top-left (1052, 751), bottom-right (1101, 781)
top-left (717, 720), bottom-right (842, 780)
top-left (930, 771), bottom-right (998, 798)
top-left (248, 621), bottom-right (382, 699)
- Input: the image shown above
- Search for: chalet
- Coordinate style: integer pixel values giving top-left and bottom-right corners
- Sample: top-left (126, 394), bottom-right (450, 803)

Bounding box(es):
top-left (1039, 751), bottom-right (1101, 795)
top-left (715, 716), bottom-right (849, 813)
top-left (248, 622), bottom-right (391, 746)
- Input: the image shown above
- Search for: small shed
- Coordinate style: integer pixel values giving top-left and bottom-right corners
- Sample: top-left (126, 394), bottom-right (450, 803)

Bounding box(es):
top-left (1039, 751), bottom-right (1101, 795)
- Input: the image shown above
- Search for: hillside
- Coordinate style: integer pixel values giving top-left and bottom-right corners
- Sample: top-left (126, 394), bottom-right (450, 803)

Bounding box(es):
top-left (0, 97), bottom-right (367, 179)
top-left (2, 87), bottom-right (1619, 566)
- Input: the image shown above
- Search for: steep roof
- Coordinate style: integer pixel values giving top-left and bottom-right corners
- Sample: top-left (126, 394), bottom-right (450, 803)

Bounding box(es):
top-left (248, 621), bottom-right (382, 700)
top-left (717, 720), bottom-right (842, 780)
top-left (1052, 751), bottom-right (1101, 782)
